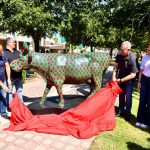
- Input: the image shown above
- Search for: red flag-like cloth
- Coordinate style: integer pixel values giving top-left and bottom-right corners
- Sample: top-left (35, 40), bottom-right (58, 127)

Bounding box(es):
top-left (4, 80), bottom-right (122, 139)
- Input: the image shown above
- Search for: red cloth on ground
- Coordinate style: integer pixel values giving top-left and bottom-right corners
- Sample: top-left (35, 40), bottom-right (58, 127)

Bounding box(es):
top-left (4, 80), bottom-right (122, 139)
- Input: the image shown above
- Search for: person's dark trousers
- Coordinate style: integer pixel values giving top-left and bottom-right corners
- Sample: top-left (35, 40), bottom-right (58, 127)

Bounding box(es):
top-left (118, 80), bottom-right (134, 119)
top-left (137, 75), bottom-right (150, 126)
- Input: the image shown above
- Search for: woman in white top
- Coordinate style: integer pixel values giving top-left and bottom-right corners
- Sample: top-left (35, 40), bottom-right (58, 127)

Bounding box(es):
top-left (136, 42), bottom-right (150, 129)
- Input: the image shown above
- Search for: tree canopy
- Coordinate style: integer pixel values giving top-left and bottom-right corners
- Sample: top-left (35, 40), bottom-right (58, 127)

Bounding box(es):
top-left (0, 0), bottom-right (64, 51)
top-left (105, 0), bottom-right (150, 50)
top-left (60, 0), bottom-right (150, 50)
top-left (0, 0), bottom-right (149, 51)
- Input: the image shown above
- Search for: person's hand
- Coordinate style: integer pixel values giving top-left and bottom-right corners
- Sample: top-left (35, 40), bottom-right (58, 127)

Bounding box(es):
top-left (1, 84), bottom-right (12, 93)
top-left (116, 78), bottom-right (122, 84)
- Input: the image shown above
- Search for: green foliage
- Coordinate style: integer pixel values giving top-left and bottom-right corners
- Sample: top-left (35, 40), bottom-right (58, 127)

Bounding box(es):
top-left (60, 0), bottom-right (150, 50)
top-left (60, 0), bottom-right (114, 47)
top-left (106, 0), bottom-right (150, 50)
top-left (0, 0), bottom-right (149, 51)
top-left (59, 1), bottom-right (124, 49)
top-left (0, 0), bottom-right (64, 51)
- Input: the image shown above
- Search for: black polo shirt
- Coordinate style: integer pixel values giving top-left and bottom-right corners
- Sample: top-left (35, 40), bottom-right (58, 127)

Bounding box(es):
top-left (116, 52), bottom-right (138, 79)
top-left (4, 48), bottom-right (22, 80)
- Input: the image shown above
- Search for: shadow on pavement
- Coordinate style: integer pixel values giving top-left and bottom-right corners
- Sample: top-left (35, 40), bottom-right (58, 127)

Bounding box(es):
top-left (73, 84), bottom-right (90, 97)
top-left (25, 94), bottom-right (87, 115)
top-left (31, 107), bottom-right (68, 115)
top-left (23, 95), bottom-right (41, 102)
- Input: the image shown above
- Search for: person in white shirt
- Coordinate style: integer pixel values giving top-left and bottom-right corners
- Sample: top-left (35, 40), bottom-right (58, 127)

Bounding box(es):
top-left (136, 42), bottom-right (150, 129)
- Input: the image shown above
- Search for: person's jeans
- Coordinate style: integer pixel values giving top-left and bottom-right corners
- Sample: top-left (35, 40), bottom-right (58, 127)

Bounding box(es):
top-left (8, 78), bottom-right (23, 105)
top-left (137, 75), bottom-right (150, 125)
top-left (0, 80), bottom-right (7, 115)
top-left (119, 80), bottom-right (134, 115)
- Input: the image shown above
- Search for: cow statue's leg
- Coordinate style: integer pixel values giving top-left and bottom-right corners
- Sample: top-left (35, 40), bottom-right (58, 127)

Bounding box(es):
top-left (55, 80), bottom-right (65, 107)
top-left (90, 75), bottom-right (103, 96)
top-left (39, 83), bottom-right (52, 106)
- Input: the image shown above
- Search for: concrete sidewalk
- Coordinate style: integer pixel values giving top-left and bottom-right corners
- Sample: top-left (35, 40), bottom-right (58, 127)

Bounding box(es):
top-left (0, 66), bottom-right (113, 150)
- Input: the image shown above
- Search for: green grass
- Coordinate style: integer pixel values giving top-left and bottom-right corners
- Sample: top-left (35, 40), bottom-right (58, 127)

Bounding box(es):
top-left (90, 88), bottom-right (150, 150)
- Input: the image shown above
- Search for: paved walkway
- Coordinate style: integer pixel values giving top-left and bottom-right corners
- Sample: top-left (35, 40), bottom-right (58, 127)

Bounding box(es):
top-left (0, 66), bottom-right (113, 150)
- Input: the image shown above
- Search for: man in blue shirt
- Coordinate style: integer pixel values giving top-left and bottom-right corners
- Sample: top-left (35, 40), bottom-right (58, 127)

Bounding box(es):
top-left (4, 37), bottom-right (23, 110)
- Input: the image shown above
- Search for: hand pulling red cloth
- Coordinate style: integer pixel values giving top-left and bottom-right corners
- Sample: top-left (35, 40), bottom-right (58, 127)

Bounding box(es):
top-left (4, 80), bottom-right (122, 139)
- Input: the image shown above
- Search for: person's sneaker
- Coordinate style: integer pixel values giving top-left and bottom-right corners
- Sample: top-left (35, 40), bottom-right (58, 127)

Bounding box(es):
top-left (141, 124), bottom-right (149, 129)
top-left (135, 122), bottom-right (141, 127)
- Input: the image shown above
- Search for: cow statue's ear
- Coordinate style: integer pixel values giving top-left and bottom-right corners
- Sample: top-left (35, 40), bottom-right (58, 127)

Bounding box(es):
top-left (22, 42), bottom-right (30, 56)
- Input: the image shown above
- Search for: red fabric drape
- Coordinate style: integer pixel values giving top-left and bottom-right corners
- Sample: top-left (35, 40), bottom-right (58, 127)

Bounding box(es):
top-left (4, 80), bottom-right (122, 139)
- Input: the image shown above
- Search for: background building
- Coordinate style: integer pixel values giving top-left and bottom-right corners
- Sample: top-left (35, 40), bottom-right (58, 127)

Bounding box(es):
top-left (0, 32), bottom-right (66, 53)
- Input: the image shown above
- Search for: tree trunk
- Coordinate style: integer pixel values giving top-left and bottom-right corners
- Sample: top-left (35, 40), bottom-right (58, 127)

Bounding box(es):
top-left (33, 37), bottom-right (40, 52)
top-left (90, 44), bottom-right (93, 52)
top-left (110, 47), bottom-right (113, 58)
top-left (32, 31), bottom-right (41, 52)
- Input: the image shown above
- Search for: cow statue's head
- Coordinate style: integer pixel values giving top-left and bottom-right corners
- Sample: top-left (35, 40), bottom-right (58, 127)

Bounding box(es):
top-left (10, 42), bottom-right (32, 72)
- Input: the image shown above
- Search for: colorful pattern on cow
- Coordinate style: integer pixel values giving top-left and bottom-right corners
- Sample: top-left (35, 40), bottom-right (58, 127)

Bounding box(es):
top-left (10, 42), bottom-right (111, 107)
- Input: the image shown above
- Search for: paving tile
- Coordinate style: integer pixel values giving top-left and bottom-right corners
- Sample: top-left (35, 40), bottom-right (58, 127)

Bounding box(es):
top-left (23, 141), bottom-right (38, 150)
top-left (5, 136), bottom-right (16, 142)
top-left (4, 145), bottom-right (18, 150)
top-left (64, 145), bottom-right (77, 150)
top-left (34, 145), bottom-right (47, 150)
top-left (0, 142), bottom-right (6, 148)
top-left (42, 139), bottom-right (54, 145)
top-left (52, 141), bottom-right (66, 149)
top-left (0, 133), bottom-right (7, 138)
top-left (32, 135), bottom-right (43, 142)
top-left (23, 133), bottom-right (34, 139)
top-left (69, 138), bottom-right (81, 145)
top-left (14, 139), bottom-right (26, 145)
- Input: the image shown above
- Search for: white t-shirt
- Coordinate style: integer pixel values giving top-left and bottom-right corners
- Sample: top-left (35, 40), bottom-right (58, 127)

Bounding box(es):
top-left (140, 54), bottom-right (150, 77)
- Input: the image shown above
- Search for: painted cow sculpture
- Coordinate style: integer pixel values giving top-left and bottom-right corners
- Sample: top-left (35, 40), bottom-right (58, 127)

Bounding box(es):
top-left (11, 45), bottom-right (110, 106)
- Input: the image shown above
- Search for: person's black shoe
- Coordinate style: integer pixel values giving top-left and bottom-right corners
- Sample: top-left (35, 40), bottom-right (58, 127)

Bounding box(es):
top-left (124, 114), bottom-right (131, 122)
top-left (116, 112), bottom-right (124, 117)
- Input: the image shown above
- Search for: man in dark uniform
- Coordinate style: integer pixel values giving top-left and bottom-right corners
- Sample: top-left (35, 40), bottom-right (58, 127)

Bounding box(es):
top-left (4, 37), bottom-right (23, 109)
top-left (112, 41), bottom-right (138, 121)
